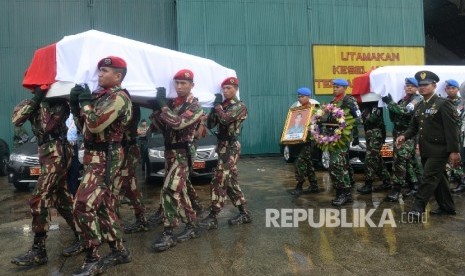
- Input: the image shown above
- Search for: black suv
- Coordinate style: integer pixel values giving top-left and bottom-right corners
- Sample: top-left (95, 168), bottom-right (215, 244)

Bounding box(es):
top-left (8, 136), bottom-right (40, 190)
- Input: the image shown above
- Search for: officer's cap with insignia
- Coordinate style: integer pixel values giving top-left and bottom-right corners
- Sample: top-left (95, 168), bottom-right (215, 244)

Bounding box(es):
top-left (414, 70), bottom-right (440, 85)
top-left (174, 69), bottom-right (194, 81)
top-left (97, 56), bottom-right (127, 69)
top-left (332, 79), bottom-right (349, 87)
top-left (221, 77), bottom-right (239, 87)
top-left (405, 77), bottom-right (418, 87)
top-left (445, 79), bottom-right (460, 88)
top-left (297, 87), bottom-right (312, 97)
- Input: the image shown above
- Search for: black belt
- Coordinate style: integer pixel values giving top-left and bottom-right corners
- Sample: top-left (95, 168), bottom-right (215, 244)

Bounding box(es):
top-left (164, 142), bottom-right (189, 150)
top-left (84, 141), bottom-right (121, 151)
top-left (38, 134), bottom-right (63, 146)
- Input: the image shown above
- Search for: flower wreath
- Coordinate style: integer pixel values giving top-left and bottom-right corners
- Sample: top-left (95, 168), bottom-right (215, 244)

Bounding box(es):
top-left (309, 104), bottom-right (355, 152)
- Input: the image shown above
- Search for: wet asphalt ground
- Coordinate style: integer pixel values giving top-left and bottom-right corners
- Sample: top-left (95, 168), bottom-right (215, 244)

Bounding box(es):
top-left (1, 156), bottom-right (465, 275)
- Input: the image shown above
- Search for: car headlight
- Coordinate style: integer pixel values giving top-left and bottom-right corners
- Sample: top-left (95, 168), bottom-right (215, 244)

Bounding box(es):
top-left (149, 148), bottom-right (164, 158)
top-left (10, 153), bottom-right (27, 162)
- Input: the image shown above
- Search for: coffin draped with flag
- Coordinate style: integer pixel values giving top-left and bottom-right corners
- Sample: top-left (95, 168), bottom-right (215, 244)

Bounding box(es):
top-left (22, 30), bottom-right (237, 107)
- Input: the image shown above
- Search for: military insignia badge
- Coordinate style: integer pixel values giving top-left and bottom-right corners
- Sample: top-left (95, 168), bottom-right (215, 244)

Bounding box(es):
top-left (420, 72), bottom-right (426, 80)
top-left (104, 58), bottom-right (112, 65)
top-left (184, 72), bottom-right (190, 78)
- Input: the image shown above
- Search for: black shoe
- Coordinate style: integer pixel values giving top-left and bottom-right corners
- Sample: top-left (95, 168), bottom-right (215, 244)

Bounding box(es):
top-left (357, 183), bottom-right (372, 195)
top-left (11, 247), bottom-right (47, 266)
top-left (331, 191), bottom-right (353, 206)
top-left (451, 184), bottom-right (465, 193)
top-left (147, 209), bottom-right (164, 225)
top-left (176, 224), bottom-right (200, 242)
top-left (385, 190), bottom-right (401, 202)
top-left (290, 188), bottom-right (303, 196)
top-left (124, 219), bottom-right (149, 234)
top-left (303, 185), bottom-right (321, 194)
top-left (62, 238), bottom-right (84, 257)
top-left (228, 213), bottom-right (252, 225)
top-left (374, 181), bottom-right (391, 191)
top-left (403, 188), bottom-right (418, 197)
top-left (152, 230), bottom-right (177, 252)
top-left (191, 200), bottom-right (204, 215)
top-left (97, 248), bottom-right (132, 272)
top-left (72, 258), bottom-right (100, 276)
top-left (199, 214), bottom-right (218, 230)
top-left (429, 208), bottom-right (456, 216)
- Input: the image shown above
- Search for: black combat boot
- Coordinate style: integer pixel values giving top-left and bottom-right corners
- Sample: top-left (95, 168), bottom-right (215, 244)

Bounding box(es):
top-left (72, 249), bottom-right (100, 276)
top-left (303, 182), bottom-right (321, 194)
top-left (152, 228), bottom-right (177, 252)
top-left (403, 181), bottom-right (418, 197)
top-left (386, 187), bottom-right (401, 202)
top-left (199, 212), bottom-right (218, 230)
top-left (452, 178), bottom-right (465, 193)
top-left (331, 188), bottom-right (353, 206)
top-left (11, 234), bottom-right (48, 266)
top-left (228, 205), bottom-right (252, 225)
top-left (97, 242), bottom-right (132, 272)
top-left (62, 233), bottom-right (84, 257)
top-left (357, 180), bottom-right (372, 195)
top-left (176, 223), bottom-right (200, 242)
top-left (124, 218), bottom-right (149, 234)
top-left (290, 182), bottom-right (304, 196)
top-left (191, 199), bottom-right (204, 215)
top-left (147, 206), bottom-right (164, 225)
top-left (375, 180), bottom-right (391, 191)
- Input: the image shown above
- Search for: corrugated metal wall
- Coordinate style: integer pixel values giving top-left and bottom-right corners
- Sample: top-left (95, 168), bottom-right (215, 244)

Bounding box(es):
top-left (0, 0), bottom-right (176, 148)
top-left (176, 0), bottom-right (424, 154)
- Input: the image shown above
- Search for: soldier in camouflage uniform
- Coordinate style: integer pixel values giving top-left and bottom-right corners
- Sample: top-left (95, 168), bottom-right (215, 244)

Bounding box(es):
top-left (69, 56), bottom-right (132, 275)
top-left (383, 78), bottom-right (423, 202)
top-left (199, 76), bottom-right (251, 230)
top-left (13, 125), bottom-right (29, 149)
top-left (443, 79), bottom-right (465, 193)
top-left (150, 69), bottom-right (203, 252)
top-left (11, 86), bottom-right (82, 266)
top-left (113, 103), bottom-right (148, 233)
top-left (357, 101), bottom-right (391, 194)
top-left (289, 87), bottom-right (320, 196)
top-left (327, 79), bottom-right (361, 206)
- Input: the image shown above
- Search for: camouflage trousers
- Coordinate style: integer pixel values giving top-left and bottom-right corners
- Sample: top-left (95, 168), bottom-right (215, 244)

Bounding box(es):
top-left (113, 144), bottom-right (146, 221)
top-left (31, 141), bottom-right (75, 234)
top-left (210, 141), bottom-right (246, 214)
top-left (73, 147), bottom-right (124, 252)
top-left (329, 145), bottom-right (351, 190)
top-left (392, 136), bottom-right (416, 188)
top-left (365, 129), bottom-right (391, 182)
top-left (295, 143), bottom-right (317, 184)
top-left (161, 149), bottom-right (196, 228)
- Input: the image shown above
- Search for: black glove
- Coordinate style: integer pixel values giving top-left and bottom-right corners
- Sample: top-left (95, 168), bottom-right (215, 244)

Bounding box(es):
top-left (352, 137), bottom-right (360, 147)
top-left (148, 99), bottom-right (160, 111)
top-left (32, 86), bottom-right (46, 103)
top-left (155, 87), bottom-right (167, 108)
top-left (213, 93), bottom-right (223, 107)
top-left (382, 94), bottom-right (393, 104)
top-left (70, 84), bottom-right (84, 105)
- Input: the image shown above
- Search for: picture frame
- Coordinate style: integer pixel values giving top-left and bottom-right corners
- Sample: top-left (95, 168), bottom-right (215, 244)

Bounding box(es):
top-left (280, 105), bottom-right (314, 145)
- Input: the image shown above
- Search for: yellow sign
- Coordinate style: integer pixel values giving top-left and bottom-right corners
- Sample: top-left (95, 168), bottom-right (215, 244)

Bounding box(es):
top-left (312, 45), bottom-right (424, 95)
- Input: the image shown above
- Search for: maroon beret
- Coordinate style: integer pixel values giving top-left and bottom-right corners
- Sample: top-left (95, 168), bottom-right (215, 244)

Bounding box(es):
top-left (173, 69), bottom-right (194, 81)
top-left (97, 56), bottom-right (127, 69)
top-left (221, 77), bottom-right (239, 87)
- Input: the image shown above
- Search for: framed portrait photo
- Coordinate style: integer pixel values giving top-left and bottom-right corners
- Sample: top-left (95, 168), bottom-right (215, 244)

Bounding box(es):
top-left (280, 106), bottom-right (314, 144)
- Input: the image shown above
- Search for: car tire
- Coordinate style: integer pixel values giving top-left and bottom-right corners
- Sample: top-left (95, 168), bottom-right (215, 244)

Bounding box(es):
top-left (0, 154), bottom-right (8, 176)
top-left (13, 182), bottom-right (30, 191)
top-left (283, 145), bottom-right (296, 163)
top-left (321, 150), bottom-right (330, 170)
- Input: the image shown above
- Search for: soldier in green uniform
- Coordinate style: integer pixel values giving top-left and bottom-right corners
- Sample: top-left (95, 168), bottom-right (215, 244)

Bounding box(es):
top-left (11, 87), bottom-right (82, 267)
top-left (383, 78), bottom-right (423, 201)
top-left (329, 79), bottom-right (361, 206)
top-left (150, 69), bottom-right (203, 252)
top-left (13, 125), bottom-right (29, 149)
top-left (397, 70), bottom-right (460, 218)
top-left (357, 100), bottom-right (391, 194)
top-left (290, 87), bottom-right (320, 196)
top-left (69, 56), bottom-right (132, 275)
top-left (443, 79), bottom-right (465, 193)
top-left (199, 76), bottom-right (251, 230)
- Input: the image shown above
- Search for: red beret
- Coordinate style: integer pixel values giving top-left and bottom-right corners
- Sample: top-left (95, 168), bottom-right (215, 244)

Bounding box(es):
top-left (221, 77), bottom-right (239, 87)
top-left (173, 69), bottom-right (194, 81)
top-left (97, 56), bottom-right (127, 69)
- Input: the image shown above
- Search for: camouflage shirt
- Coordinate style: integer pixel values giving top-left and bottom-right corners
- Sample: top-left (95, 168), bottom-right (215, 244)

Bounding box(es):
top-left (207, 96), bottom-right (247, 139)
top-left (331, 94), bottom-right (361, 140)
top-left (123, 104), bottom-right (141, 143)
top-left (75, 85), bottom-right (132, 143)
top-left (387, 93), bottom-right (422, 134)
top-left (150, 94), bottom-right (203, 145)
top-left (12, 98), bottom-right (69, 141)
